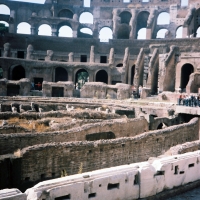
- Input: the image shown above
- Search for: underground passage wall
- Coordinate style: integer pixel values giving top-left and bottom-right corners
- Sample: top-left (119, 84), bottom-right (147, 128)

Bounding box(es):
top-left (0, 117), bottom-right (198, 191)
top-left (0, 118), bottom-right (148, 155)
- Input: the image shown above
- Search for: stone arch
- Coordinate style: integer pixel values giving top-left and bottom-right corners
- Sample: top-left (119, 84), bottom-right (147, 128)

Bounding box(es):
top-left (78, 27), bottom-right (93, 38)
top-left (0, 21), bottom-right (9, 35)
top-left (58, 9), bottom-right (73, 18)
top-left (176, 26), bottom-right (183, 38)
top-left (75, 68), bottom-right (89, 89)
top-left (131, 65), bottom-right (135, 85)
top-left (117, 24), bottom-right (130, 39)
top-left (0, 4), bottom-right (10, 15)
top-left (156, 29), bottom-right (168, 39)
top-left (79, 12), bottom-right (93, 24)
top-left (99, 27), bottom-right (113, 42)
top-left (181, 63), bottom-right (194, 90)
top-left (137, 28), bottom-right (147, 39)
top-left (11, 65), bottom-right (25, 80)
top-left (95, 70), bottom-right (108, 84)
top-left (38, 24), bottom-right (52, 36)
top-left (119, 11), bottom-right (132, 24)
top-left (58, 22), bottom-right (73, 37)
top-left (157, 12), bottom-right (170, 25)
top-left (17, 22), bottom-right (31, 34)
top-left (136, 11), bottom-right (149, 39)
top-left (38, 9), bottom-right (52, 18)
top-left (55, 67), bottom-right (68, 82)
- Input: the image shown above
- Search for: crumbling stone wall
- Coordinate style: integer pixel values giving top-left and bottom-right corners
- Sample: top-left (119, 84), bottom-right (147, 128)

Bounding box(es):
top-left (0, 117), bottom-right (197, 190)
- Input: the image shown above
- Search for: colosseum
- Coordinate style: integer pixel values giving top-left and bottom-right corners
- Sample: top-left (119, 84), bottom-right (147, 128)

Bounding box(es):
top-left (1, 0), bottom-right (200, 199)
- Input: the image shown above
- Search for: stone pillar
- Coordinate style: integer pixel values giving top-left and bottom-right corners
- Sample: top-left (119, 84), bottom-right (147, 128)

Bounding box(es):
top-left (89, 73), bottom-right (93, 82)
top-left (8, 10), bottom-right (15, 33)
top-left (112, 9), bottom-right (120, 39)
top-left (146, 28), bottom-right (152, 39)
top-left (182, 26), bottom-right (189, 38)
top-left (109, 48), bottom-right (114, 65)
top-left (68, 69), bottom-right (73, 81)
top-left (123, 47), bottom-right (129, 68)
top-left (73, 30), bottom-right (77, 38)
top-left (129, 9), bottom-right (136, 39)
top-left (68, 52), bottom-right (74, 62)
top-left (90, 46), bottom-right (95, 63)
top-left (51, 24), bottom-right (57, 36)
top-left (31, 25), bottom-right (37, 35)
top-left (45, 50), bottom-right (54, 61)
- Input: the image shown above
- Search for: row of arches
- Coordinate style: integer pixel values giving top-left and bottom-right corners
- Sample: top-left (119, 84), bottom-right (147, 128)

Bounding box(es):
top-left (8, 65), bottom-right (109, 89)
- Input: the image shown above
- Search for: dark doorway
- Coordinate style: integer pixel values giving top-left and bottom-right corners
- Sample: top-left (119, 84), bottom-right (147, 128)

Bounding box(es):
top-left (117, 24), bottom-right (130, 39)
top-left (86, 132), bottom-right (116, 141)
top-left (116, 63), bottom-right (123, 67)
top-left (131, 65), bottom-right (135, 85)
top-left (52, 87), bottom-right (64, 97)
top-left (100, 56), bottom-right (107, 63)
top-left (75, 69), bottom-right (89, 89)
top-left (96, 70), bottom-right (108, 84)
top-left (34, 78), bottom-right (43, 90)
top-left (12, 65), bottom-right (25, 80)
top-left (7, 84), bottom-right (20, 96)
top-left (17, 51), bottom-right (24, 59)
top-left (55, 67), bottom-right (68, 82)
top-left (80, 55), bottom-right (87, 62)
top-left (181, 64), bottom-right (194, 90)
top-left (0, 67), bottom-right (3, 79)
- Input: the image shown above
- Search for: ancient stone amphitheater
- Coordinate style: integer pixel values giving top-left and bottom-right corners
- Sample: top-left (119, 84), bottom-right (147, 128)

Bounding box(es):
top-left (1, 0), bottom-right (200, 199)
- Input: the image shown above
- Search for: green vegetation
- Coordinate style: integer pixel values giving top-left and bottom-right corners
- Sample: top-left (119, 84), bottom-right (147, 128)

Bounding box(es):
top-left (0, 23), bottom-right (8, 35)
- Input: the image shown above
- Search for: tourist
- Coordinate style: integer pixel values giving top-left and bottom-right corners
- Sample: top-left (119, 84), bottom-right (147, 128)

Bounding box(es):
top-left (35, 82), bottom-right (42, 90)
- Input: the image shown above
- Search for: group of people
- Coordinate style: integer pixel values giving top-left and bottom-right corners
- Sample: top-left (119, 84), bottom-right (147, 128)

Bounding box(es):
top-left (178, 94), bottom-right (200, 107)
top-left (31, 82), bottom-right (42, 91)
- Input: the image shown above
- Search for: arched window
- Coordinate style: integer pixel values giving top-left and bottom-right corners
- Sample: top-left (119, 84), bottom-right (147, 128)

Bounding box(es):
top-left (12, 65), bottom-right (25, 80)
top-left (58, 26), bottom-right (73, 37)
top-left (75, 69), bottom-right (89, 89)
top-left (96, 70), bottom-right (108, 84)
top-left (137, 28), bottom-right (147, 39)
top-left (157, 12), bottom-right (170, 25)
top-left (17, 22), bottom-right (31, 34)
top-left (99, 27), bottom-right (113, 42)
top-left (0, 21), bottom-right (9, 35)
top-left (38, 24), bottom-right (51, 36)
top-left (79, 12), bottom-right (93, 24)
top-left (136, 11), bottom-right (149, 39)
top-left (156, 29), bottom-right (168, 39)
top-left (55, 67), bottom-right (68, 82)
top-left (58, 9), bottom-right (73, 18)
top-left (176, 26), bottom-right (183, 38)
top-left (119, 11), bottom-right (132, 24)
top-left (0, 4), bottom-right (10, 15)
top-left (78, 28), bottom-right (93, 38)
top-left (196, 27), bottom-right (200, 37)
top-left (181, 64), bottom-right (194, 90)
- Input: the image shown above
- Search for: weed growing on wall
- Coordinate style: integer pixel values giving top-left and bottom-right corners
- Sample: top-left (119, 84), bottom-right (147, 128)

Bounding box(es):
top-left (61, 169), bottom-right (68, 177)
top-left (78, 162), bottom-right (83, 174)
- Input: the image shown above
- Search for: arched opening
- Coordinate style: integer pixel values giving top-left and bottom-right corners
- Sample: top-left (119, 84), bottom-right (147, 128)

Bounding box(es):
top-left (58, 25), bottom-right (73, 37)
top-left (96, 70), bottom-right (108, 84)
top-left (58, 9), bottom-right (73, 18)
top-left (119, 11), bottom-right (132, 24)
top-left (55, 67), bottom-right (68, 82)
top-left (176, 26), bottom-right (183, 38)
top-left (75, 69), bottom-right (89, 89)
top-left (131, 65), bottom-right (135, 85)
top-left (157, 123), bottom-right (167, 129)
top-left (181, 64), bottom-right (194, 91)
top-left (116, 63), bottom-right (123, 67)
top-left (99, 27), bottom-right (113, 42)
top-left (0, 4), bottom-right (10, 15)
top-left (157, 12), bottom-right (170, 25)
top-left (137, 28), bottom-right (147, 39)
top-left (0, 67), bottom-right (3, 79)
top-left (78, 28), bottom-right (93, 38)
top-left (38, 24), bottom-right (51, 36)
top-left (156, 29), bottom-right (168, 39)
top-left (0, 21), bottom-right (9, 35)
top-left (17, 22), bottom-right (31, 34)
top-left (136, 11), bottom-right (149, 39)
top-left (79, 12), bottom-right (93, 24)
top-left (196, 27), bottom-right (200, 37)
top-left (12, 65), bottom-right (25, 80)
top-left (117, 24), bottom-right (130, 39)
